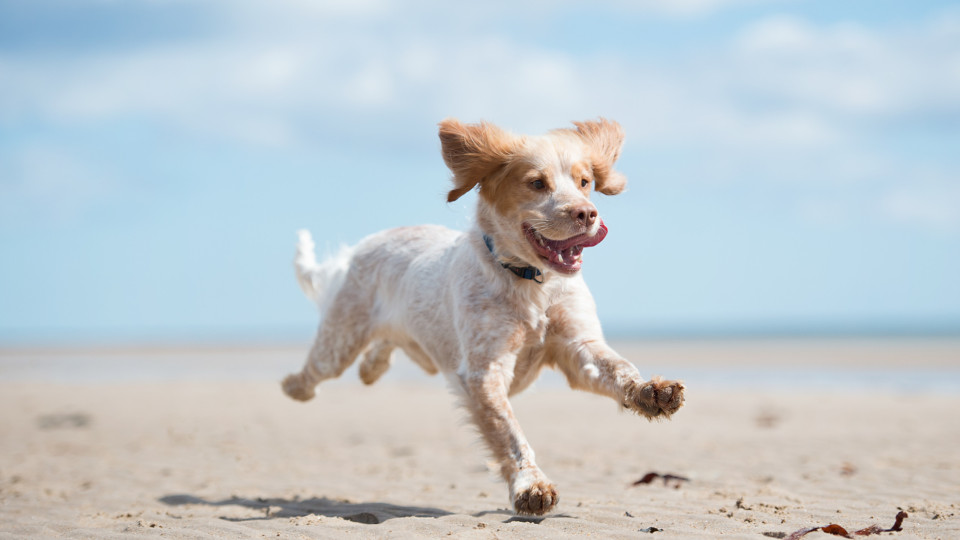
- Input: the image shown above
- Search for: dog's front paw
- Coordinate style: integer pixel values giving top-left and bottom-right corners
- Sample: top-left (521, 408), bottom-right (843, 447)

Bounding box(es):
top-left (624, 376), bottom-right (685, 419)
top-left (513, 479), bottom-right (559, 516)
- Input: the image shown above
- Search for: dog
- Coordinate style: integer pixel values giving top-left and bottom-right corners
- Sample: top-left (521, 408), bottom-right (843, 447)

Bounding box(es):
top-left (283, 118), bottom-right (685, 516)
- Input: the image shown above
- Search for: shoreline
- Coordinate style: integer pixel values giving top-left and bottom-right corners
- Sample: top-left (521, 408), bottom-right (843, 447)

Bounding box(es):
top-left (2, 339), bottom-right (958, 394)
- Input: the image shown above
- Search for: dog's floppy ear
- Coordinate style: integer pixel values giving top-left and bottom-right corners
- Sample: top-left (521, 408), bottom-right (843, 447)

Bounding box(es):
top-left (572, 119), bottom-right (627, 195)
top-left (439, 118), bottom-right (518, 202)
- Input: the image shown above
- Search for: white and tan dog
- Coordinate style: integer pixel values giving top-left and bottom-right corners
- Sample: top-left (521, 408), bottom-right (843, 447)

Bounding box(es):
top-left (283, 118), bottom-right (685, 515)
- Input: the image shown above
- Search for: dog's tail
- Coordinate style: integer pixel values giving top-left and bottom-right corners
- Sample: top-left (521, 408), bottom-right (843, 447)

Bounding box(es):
top-left (294, 229), bottom-right (352, 310)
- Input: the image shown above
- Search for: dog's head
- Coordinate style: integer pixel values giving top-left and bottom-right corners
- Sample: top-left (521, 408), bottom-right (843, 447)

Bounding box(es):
top-left (439, 118), bottom-right (626, 275)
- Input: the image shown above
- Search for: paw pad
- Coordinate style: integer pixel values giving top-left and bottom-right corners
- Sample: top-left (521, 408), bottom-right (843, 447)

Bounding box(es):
top-left (625, 376), bottom-right (685, 419)
top-left (513, 481), bottom-right (559, 516)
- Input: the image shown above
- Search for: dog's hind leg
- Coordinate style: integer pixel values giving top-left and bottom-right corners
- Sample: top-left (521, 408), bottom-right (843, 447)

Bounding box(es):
top-left (358, 341), bottom-right (394, 385)
top-left (282, 288), bottom-right (375, 401)
top-left (401, 342), bottom-right (439, 376)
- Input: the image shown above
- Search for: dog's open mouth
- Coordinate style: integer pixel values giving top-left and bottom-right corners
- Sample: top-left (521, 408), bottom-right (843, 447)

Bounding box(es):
top-left (523, 220), bottom-right (608, 274)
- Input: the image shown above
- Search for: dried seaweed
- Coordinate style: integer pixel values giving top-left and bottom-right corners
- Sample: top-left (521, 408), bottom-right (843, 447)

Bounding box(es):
top-left (784, 510), bottom-right (908, 539)
top-left (755, 412), bottom-right (781, 428)
top-left (631, 472), bottom-right (690, 489)
top-left (839, 462), bottom-right (857, 476)
top-left (36, 413), bottom-right (91, 430)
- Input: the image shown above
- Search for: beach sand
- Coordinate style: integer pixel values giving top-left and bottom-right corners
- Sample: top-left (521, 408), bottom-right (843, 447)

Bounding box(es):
top-left (1, 340), bottom-right (958, 539)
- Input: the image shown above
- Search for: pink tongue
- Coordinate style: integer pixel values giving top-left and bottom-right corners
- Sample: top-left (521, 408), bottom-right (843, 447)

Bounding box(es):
top-left (551, 220), bottom-right (608, 250)
top-left (580, 220), bottom-right (608, 248)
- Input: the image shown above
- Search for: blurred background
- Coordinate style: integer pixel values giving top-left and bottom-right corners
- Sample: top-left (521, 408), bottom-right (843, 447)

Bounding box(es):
top-left (1, 0), bottom-right (959, 348)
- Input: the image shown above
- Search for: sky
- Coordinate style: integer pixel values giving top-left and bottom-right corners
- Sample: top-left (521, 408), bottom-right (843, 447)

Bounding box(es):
top-left (1, 0), bottom-right (959, 345)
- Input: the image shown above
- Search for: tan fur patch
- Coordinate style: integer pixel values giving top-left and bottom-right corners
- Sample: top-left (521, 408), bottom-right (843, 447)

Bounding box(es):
top-left (439, 118), bottom-right (521, 202)
top-left (564, 119), bottom-right (627, 195)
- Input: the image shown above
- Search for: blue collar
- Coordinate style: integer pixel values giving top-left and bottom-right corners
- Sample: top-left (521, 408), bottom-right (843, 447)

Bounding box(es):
top-left (482, 234), bottom-right (543, 284)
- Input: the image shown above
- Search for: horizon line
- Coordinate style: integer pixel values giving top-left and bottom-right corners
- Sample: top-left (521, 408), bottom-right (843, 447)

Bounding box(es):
top-left (2, 323), bottom-right (960, 351)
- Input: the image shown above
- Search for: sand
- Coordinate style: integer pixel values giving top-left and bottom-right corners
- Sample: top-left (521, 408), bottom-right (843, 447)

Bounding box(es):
top-left (1, 340), bottom-right (959, 539)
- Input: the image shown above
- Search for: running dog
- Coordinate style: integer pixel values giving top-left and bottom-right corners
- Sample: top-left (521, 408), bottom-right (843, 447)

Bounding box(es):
top-left (283, 118), bottom-right (685, 515)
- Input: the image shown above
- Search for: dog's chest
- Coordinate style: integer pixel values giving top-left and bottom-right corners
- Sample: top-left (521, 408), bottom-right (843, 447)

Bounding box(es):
top-left (513, 286), bottom-right (556, 346)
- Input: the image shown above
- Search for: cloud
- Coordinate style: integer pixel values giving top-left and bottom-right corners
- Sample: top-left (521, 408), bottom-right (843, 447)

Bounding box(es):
top-left (616, 0), bottom-right (776, 17)
top-left (732, 13), bottom-right (960, 118)
top-left (1, 2), bottom-right (958, 186)
top-left (879, 178), bottom-right (960, 233)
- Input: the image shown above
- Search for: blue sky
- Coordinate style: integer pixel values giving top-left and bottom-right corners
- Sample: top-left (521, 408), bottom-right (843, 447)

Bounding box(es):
top-left (1, 0), bottom-right (959, 345)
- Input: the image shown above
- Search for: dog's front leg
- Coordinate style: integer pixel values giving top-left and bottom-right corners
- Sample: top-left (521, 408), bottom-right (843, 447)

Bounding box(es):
top-left (559, 339), bottom-right (685, 420)
top-left (459, 359), bottom-right (558, 516)
top-left (542, 294), bottom-right (685, 419)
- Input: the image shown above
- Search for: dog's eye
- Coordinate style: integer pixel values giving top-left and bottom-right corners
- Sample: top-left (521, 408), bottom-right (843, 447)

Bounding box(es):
top-left (580, 178), bottom-right (589, 188)
top-left (531, 179), bottom-right (546, 190)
